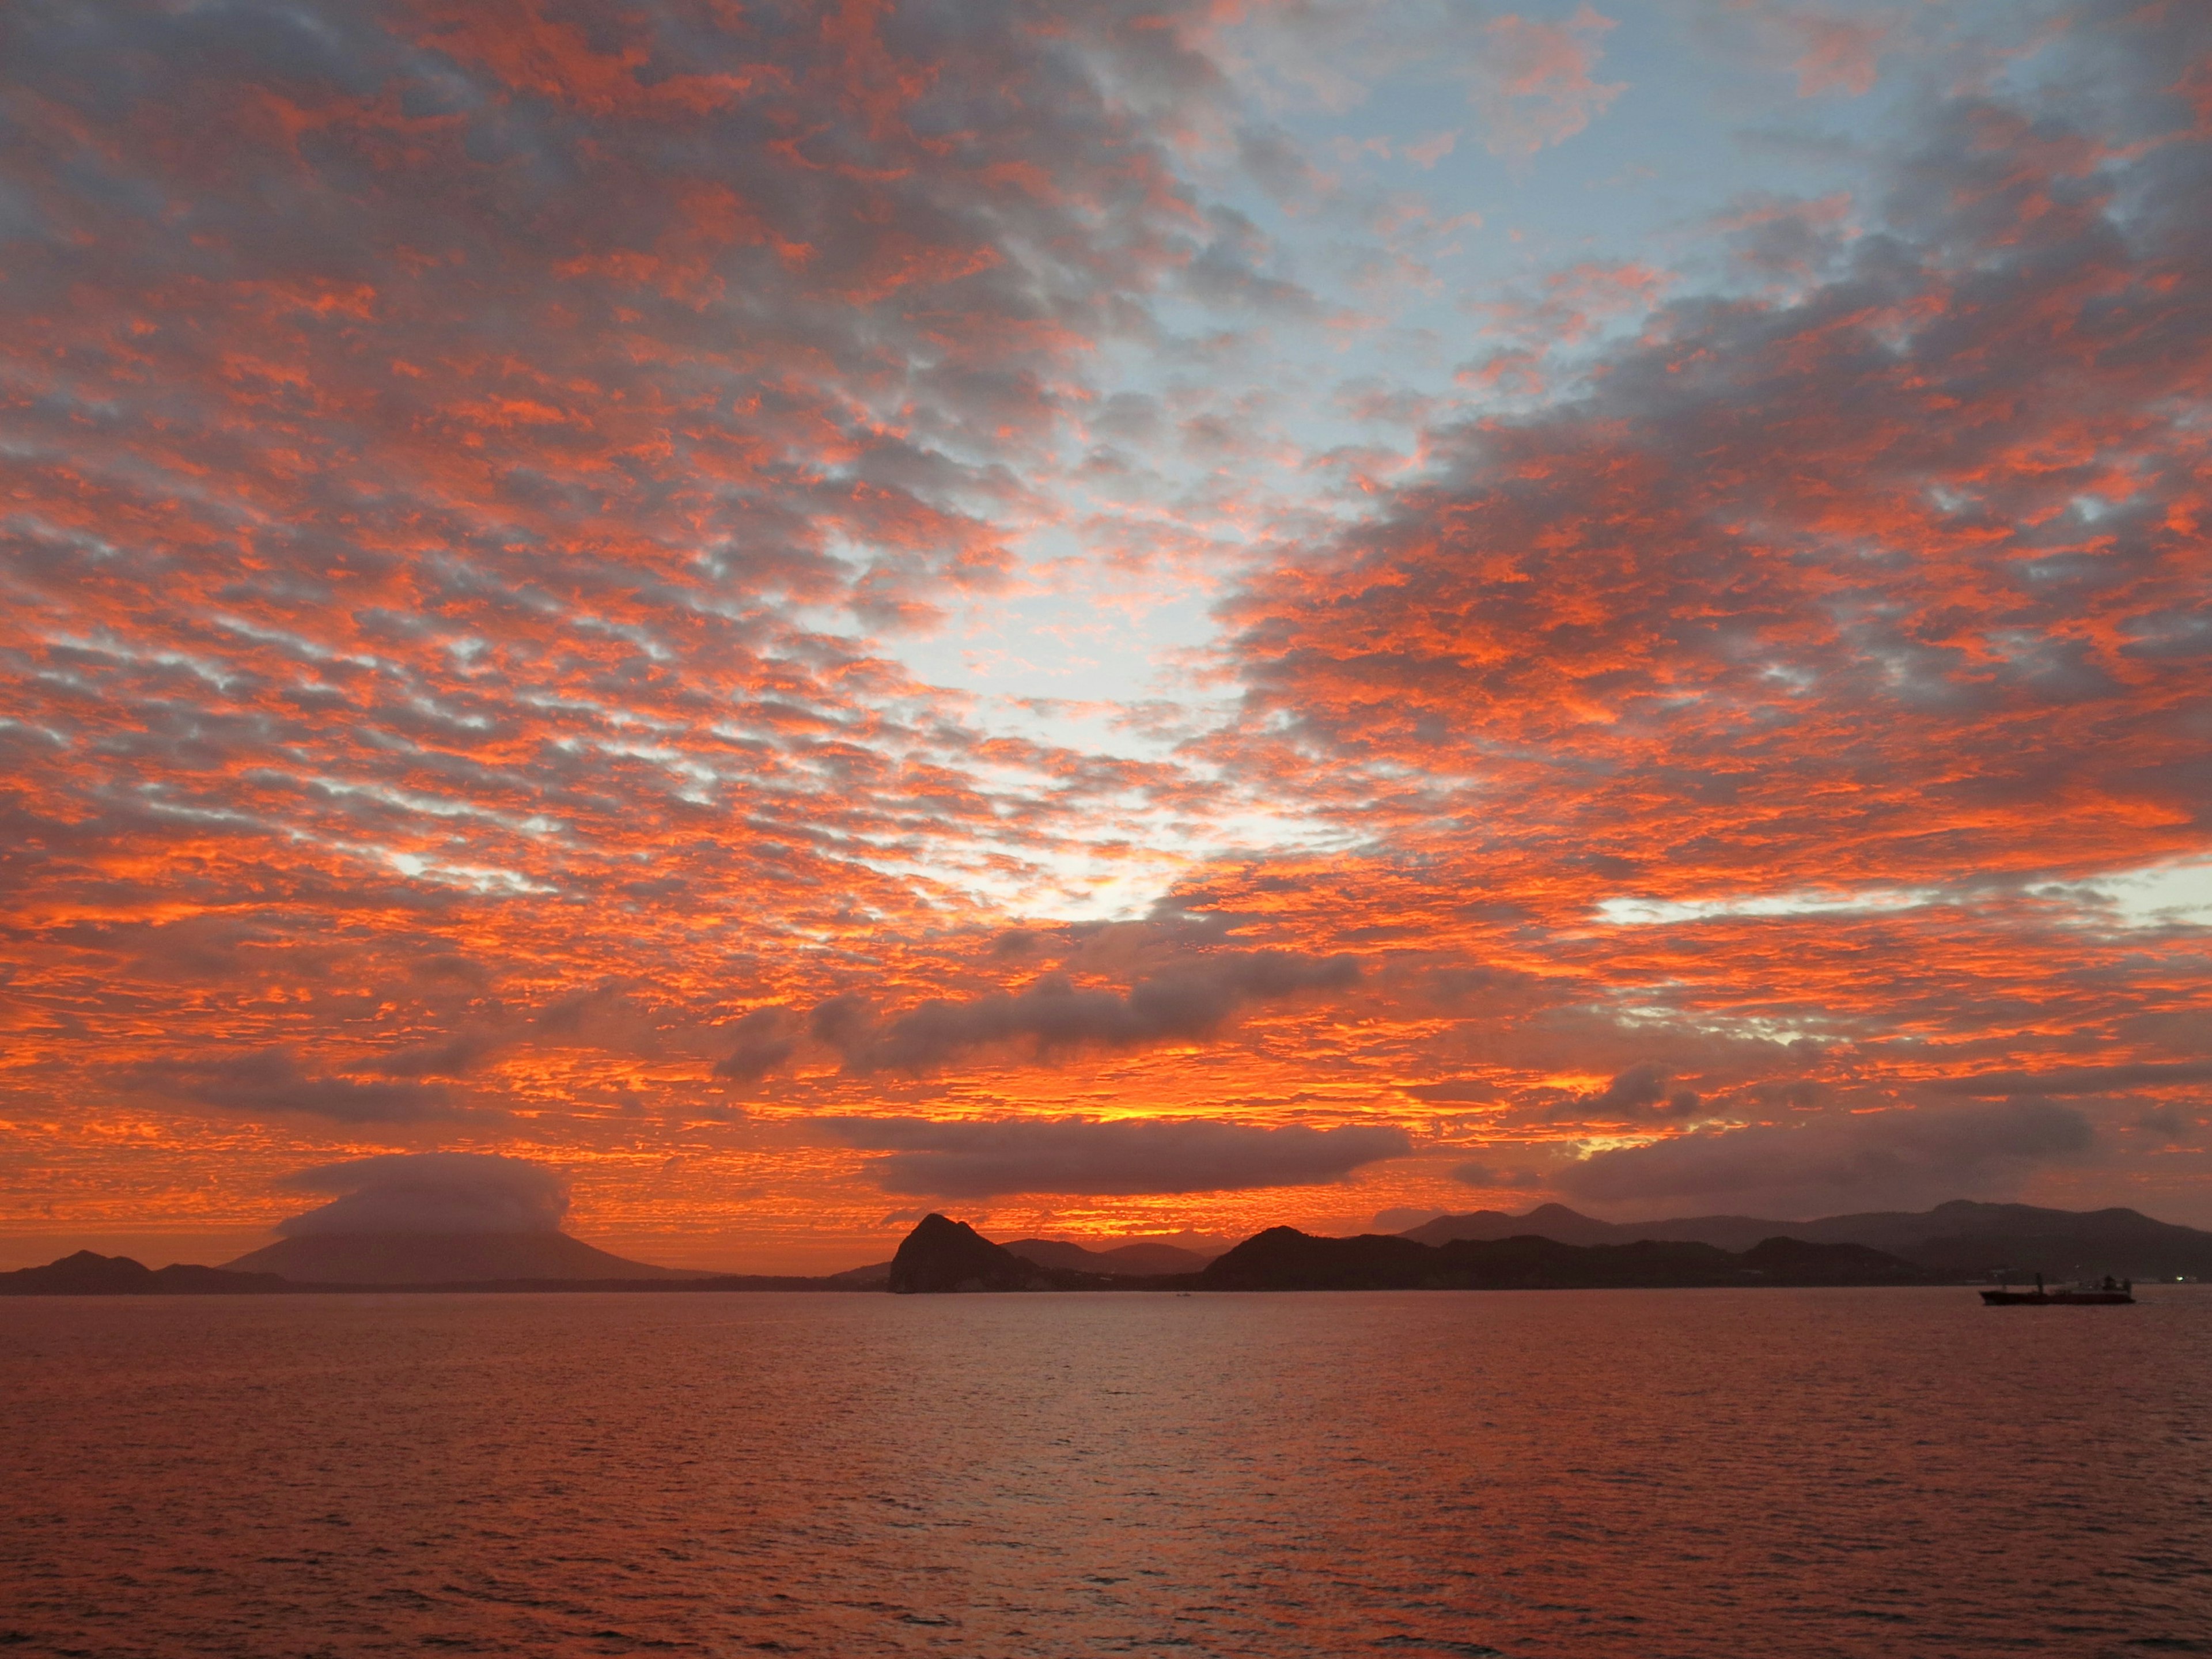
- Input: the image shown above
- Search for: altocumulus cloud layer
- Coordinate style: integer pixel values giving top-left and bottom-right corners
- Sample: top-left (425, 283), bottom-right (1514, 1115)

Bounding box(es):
top-left (813, 949), bottom-right (1359, 1075)
top-left (128, 1049), bottom-right (461, 1126)
top-left (0, 0), bottom-right (2209, 1263)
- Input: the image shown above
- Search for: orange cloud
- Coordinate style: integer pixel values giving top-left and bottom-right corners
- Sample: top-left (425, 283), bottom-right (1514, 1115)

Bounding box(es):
top-left (1, 0), bottom-right (2208, 1269)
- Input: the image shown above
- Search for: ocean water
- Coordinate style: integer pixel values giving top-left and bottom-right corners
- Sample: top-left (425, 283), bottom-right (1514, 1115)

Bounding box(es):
top-left (3, 1287), bottom-right (2209, 1658)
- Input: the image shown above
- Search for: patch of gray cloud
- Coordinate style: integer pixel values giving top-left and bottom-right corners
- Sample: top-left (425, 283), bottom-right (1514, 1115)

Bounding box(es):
top-left (119, 914), bottom-right (299, 983)
top-left (1555, 1100), bottom-right (2094, 1218)
top-left (130, 1049), bottom-right (460, 1124)
top-left (819, 1116), bottom-right (1411, 1198)
top-left (1058, 907), bottom-right (1238, 967)
top-left (411, 954), bottom-right (493, 989)
top-left (1926, 1060), bottom-right (2212, 1097)
top-left (714, 1006), bottom-right (798, 1083)
top-left (275, 1153), bottom-right (567, 1236)
top-left (532, 984), bottom-right (663, 1056)
top-left (809, 993), bottom-right (876, 1053)
top-left (372, 982), bottom-right (692, 1080)
top-left (1448, 1160), bottom-right (1545, 1190)
top-left (370, 1030), bottom-right (506, 1078)
top-left (1181, 206), bottom-right (1321, 315)
top-left (1562, 1063), bottom-right (1702, 1121)
top-left (1403, 1080), bottom-right (1500, 1103)
top-left (821, 950), bottom-right (1358, 1074)
top-left (2134, 1107), bottom-right (2195, 1142)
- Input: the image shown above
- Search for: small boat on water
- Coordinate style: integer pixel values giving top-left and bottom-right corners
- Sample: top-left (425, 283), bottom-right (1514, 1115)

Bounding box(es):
top-left (1980, 1273), bottom-right (2134, 1306)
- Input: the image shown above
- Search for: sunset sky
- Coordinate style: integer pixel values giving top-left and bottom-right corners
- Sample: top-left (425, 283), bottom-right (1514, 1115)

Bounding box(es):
top-left (3, 0), bottom-right (2209, 1272)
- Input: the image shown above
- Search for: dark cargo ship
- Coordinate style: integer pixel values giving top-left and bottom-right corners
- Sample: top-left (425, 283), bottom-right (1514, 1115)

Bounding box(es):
top-left (1980, 1273), bottom-right (2134, 1305)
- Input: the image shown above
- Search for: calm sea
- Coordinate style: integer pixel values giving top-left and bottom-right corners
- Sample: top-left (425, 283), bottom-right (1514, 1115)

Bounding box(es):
top-left (3, 1287), bottom-right (2208, 1658)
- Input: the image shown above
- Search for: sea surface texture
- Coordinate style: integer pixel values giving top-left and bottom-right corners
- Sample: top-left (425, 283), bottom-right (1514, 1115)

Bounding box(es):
top-left (4, 1287), bottom-right (2209, 1658)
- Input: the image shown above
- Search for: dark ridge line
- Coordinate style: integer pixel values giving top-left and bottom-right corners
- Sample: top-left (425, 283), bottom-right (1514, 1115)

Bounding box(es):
top-left (14, 1195), bottom-right (2211, 1296)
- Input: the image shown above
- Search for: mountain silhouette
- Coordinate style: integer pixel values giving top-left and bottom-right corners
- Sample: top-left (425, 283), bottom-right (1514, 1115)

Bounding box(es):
top-left (1197, 1228), bottom-right (1924, 1291)
top-left (14, 1198), bottom-right (2204, 1297)
top-left (0, 1251), bottom-right (294, 1295)
top-left (888, 1214), bottom-right (1060, 1292)
top-left (1400, 1202), bottom-right (1643, 1249)
top-left (881, 1217), bottom-right (1923, 1292)
top-left (1002, 1237), bottom-right (1217, 1275)
top-left (1399, 1199), bottom-right (2212, 1279)
top-left (0, 1248), bottom-right (877, 1296)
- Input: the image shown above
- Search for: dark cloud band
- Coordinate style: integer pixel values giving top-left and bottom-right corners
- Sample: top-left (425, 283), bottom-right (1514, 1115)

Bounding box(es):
top-left (820, 1115), bottom-right (1411, 1198)
top-left (1555, 1101), bottom-right (2095, 1217)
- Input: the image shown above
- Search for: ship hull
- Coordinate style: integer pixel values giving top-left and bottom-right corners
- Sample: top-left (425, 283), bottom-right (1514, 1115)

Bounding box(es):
top-left (1979, 1289), bottom-right (2134, 1305)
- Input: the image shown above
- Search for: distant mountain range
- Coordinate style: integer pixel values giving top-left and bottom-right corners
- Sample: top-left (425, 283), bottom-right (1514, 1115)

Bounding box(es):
top-left (1198, 1228), bottom-right (1926, 1291)
top-left (7, 1200), bottom-right (2206, 1294)
top-left (1, 1246), bottom-right (869, 1296)
top-left (1399, 1200), bottom-right (2212, 1279)
top-left (1002, 1237), bottom-right (1217, 1275)
top-left (884, 1214), bottom-right (1929, 1293)
top-left (0, 1251), bottom-right (297, 1296)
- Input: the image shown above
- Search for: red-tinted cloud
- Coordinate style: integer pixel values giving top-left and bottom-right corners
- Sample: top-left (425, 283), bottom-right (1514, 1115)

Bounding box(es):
top-left (1197, 0), bottom-right (2212, 1214)
top-left (0, 0), bottom-right (1253, 1253)
top-left (1, 0), bottom-right (2208, 1264)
